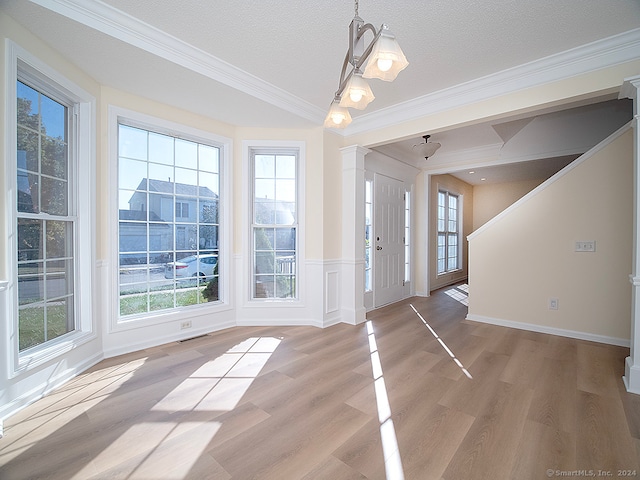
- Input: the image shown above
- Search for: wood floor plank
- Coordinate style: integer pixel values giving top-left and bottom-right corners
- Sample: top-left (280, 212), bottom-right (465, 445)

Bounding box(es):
top-left (442, 381), bottom-right (534, 480)
top-left (576, 390), bottom-right (640, 471)
top-left (509, 419), bottom-right (576, 478)
top-left (395, 403), bottom-right (475, 480)
top-left (577, 342), bottom-right (627, 398)
top-left (527, 356), bottom-right (578, 434)
top-left (437, 350), bottom-right (511, 417)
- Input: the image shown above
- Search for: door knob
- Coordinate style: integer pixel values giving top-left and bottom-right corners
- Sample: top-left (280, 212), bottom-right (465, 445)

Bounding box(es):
top-left (376, 246), bottom-right (383, 250)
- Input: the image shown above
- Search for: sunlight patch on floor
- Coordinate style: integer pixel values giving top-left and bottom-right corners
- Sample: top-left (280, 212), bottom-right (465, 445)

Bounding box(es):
top-left (74, 336), bottom-right (281, 479)
top-left (366, 321), bottom-right (405, 480)
top-left (444, 283), bottom-right (469, 306)
top-left (409, 304), bottom-right (473, 379)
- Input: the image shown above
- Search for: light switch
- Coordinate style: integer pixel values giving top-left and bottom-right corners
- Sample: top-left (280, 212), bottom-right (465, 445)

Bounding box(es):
top-left (575, 241), bottom-right (596, 252)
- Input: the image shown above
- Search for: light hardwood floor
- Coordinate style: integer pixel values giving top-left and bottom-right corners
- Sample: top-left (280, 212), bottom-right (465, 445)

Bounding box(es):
top-left (1, 284), bottom-right (639, 479)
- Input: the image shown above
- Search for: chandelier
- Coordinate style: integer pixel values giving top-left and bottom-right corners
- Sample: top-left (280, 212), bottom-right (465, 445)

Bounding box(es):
top-left (324, 0), bottom-right (409, 128)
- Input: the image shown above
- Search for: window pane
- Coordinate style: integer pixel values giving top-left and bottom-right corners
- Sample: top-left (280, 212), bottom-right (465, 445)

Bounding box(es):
top-left (17, 126), bottom-right (39, 173)
top-left (18, 219), bottom-right (42, 261)
top-left (255, 200), bottom-right (275, 225)
top-left (17, 81), bottom-right (39, 121)
top-left (119, 158), bottom-right (148, 191)
top-left (42, 139), bottom-right (67, 179)
top-left (174, 166), bottom-right (197, 187)
top-left (175, 138), bottom-right (197, 169)
top-left (17, 171), bottom-right (39, 213)
top-left (149, 132), bottom-right (174, 165)
top-left (46, 259), bottom-right (74, 299)
top-left (275, 203), bottom-right (295, 226)
top-left (199, 171), bottom-right (218, 196)
top-left (40, 93), bottom-right (66, 139)
top-left (46, 220), bottom-right (72, 259)
top-left (255, 155), bottom-right (274, 178)
top-left (255, 252), bottom-right (275, 274)
top-left (119, 125), bottom-right (148, 160)
top-left (255, 228), bottom-right (274, 250)
top-left (149, 162), bottom-right (174, 185)
top-left (119, 222), bottom-right (147, 252)
top-left (200, 200), bottom-right (218, 224)
top-left (199, 144), bottom-right (219, 173)
top-left (276, 155), bottom-right (295, 178)
top-left (18, 262), bottom-right (43, 305)
top-left (275, 179), bottom-right (295, 202)
top-left (276, 228), bottom-right (296, 250)
top-left (40, 177), bottom-right (67, 216)
top-left (255, 179), bottom-right (274, 200)
top-left (19, 305), bottom-right (45, 351)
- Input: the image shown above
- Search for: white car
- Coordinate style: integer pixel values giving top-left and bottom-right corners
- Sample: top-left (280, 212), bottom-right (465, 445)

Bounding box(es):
top-left (164, 254), bottom-right (217, 280)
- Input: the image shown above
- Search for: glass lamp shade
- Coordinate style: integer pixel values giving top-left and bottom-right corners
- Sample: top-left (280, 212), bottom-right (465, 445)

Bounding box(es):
top-left (414, 141), bottom-right (441, 159)
top-left (324, 99), bottom-right (353, 128)
top-left (362, 30), bottom-right (409, 82)
top-left (339, 72), bottom-right (375, 109)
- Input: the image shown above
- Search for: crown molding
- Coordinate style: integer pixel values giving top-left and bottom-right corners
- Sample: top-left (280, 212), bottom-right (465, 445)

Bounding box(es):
top-left (29, 0), bottom-right (326, 124)
top-left (345, 28), bottom-right (640, 136)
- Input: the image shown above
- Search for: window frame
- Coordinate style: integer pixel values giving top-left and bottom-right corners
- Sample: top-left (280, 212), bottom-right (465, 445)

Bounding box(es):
top-left (5, 41), bottom-right (96, 376)
top-left (436, 188), bottom-right (462, 275)
top-left (109, 106), bottom-right (232, 331)
top-left (244, 140), bottom-right (305, 305)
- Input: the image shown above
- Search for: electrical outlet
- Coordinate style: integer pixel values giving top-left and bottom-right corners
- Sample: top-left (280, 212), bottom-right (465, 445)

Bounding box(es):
top-left (549, 298), bottom-right (559, 310)
top-left (180, 320), bottom-right (192, 329)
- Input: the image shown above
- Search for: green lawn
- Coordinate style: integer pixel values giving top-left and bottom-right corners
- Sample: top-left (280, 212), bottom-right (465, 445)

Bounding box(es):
top-left (119, 286), bottom-right (207, 316)
top-left (19, 303), bottom-right (70, 351)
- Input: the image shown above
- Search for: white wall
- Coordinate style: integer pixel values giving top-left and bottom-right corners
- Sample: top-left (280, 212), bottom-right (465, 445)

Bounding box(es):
top-left (467, 126), bottom-right (633, 344)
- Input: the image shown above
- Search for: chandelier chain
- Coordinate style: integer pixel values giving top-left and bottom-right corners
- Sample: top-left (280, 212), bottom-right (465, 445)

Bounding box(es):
top-left (355, 0), bottom-right (359, 17)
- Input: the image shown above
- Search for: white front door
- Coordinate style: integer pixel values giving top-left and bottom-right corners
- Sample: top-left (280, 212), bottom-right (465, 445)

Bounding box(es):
top-left (374, 173), bottom-right (405, 307)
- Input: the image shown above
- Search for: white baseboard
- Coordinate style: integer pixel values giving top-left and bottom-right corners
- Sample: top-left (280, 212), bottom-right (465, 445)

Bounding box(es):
top-left (103, 320), bottom-right (236, 359)
top-left (466, 313), bottom-right (630, 347)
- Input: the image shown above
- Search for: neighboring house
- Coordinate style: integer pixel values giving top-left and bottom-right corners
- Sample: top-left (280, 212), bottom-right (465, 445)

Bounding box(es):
top-left (119, 178), bottom-right (219, 259)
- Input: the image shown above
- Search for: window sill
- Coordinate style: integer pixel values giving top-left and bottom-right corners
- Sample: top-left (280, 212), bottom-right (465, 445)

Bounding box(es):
top-left (14, 330), bottom-right (97, 378)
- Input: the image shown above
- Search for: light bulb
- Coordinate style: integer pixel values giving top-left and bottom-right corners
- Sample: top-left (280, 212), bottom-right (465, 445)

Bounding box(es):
top-left (377, 58), bottom-right (393, 72)
top-left (349, 90), bottom-right (364, 102)
top-left (331, 113), bottom-right (345, 125)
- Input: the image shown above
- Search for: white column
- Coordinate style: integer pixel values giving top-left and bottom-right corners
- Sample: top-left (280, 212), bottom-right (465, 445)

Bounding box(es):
top-left (621, 75), bottom-right (640, 394)
top-left (341, 145), bottom-right (369, 325)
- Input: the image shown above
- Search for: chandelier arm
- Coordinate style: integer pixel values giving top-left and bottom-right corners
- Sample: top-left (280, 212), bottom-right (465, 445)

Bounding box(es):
top-left (354, 24), bottom-right (383, 70)
top-left (335, 52), bottom-right (354, 97)
top-left (334, 21), bottom-right (383, 101)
